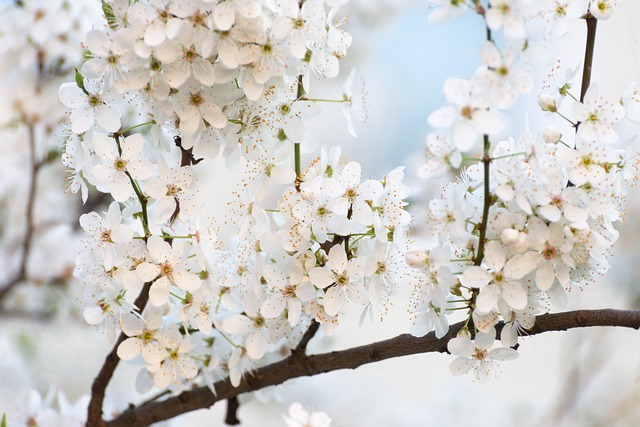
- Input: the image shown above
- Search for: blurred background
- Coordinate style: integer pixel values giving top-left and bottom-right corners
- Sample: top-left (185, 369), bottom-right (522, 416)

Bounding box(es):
top-left (1, 0), bottom-right (640, 426)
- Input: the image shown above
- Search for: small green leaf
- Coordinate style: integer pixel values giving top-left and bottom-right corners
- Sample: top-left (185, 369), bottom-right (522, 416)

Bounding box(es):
top-left (74, 68), bottom-right (89, 96)
top-left (2, 412), bottom-right (7, 427)
top-left (102, 1), bottom-right (118, 30)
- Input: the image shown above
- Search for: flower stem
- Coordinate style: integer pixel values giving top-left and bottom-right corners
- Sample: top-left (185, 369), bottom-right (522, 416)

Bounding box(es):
top-left (474, 134), bottom-right (491, 266)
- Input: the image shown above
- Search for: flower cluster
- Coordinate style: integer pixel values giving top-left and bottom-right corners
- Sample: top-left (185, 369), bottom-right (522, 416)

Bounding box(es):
top-left (414, 0), bottom-right (636, 381)
top-left (63, 0), bottom-right (414, 393)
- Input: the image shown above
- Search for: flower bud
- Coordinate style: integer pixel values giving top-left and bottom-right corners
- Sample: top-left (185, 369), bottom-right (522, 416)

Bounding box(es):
top-left (542, 125), bottom-right (562, 144)
top-left (500, 228), bottom-right (520, 245)
top-left (538, 94), bottom-right (557, 112)
top-left (405, 250), bottom-right (428, 269)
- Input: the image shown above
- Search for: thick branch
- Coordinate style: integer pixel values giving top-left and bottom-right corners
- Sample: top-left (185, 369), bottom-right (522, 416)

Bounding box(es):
top-left (87, 282), bottom-right (153, 427)
top-left (106, 308), bottom-right (640, 427)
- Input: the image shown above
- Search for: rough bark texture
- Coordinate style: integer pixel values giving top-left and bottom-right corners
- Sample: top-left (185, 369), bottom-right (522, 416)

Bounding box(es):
top-left (104, 308), bottom-right (640, 427)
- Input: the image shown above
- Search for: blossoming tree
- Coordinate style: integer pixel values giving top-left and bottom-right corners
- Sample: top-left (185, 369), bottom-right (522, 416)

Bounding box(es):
top-left (2, 0), bottom-right (640, 426)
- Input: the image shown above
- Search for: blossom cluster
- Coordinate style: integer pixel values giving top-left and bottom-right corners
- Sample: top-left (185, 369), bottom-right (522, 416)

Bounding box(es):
top-left (62, 0), bottom-right (413, 394)
top-left (410, 0), bottom-right (637, 382)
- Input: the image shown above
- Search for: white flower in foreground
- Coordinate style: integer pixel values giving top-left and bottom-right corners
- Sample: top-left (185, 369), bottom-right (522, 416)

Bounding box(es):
top-left (309, 244), bottom-right (367, 316)
top-left (90, 133), bottom-right (155, 202)
top-left (572, 84), bottom-right (624, 144)
top-left (589, 0), bottom-right (618, 20)
top-left (284, 402), bottom-right (332, 427)
top-left (117, 310), bottom-right (165, 365)
top-left (145, 156), bottom-right (196, 225)
top-left (136, 235), bottom-right (202, 306)
top-left (462, 241), bottom-right (538, 314)
top-left (58, 80), bottom-right (121, 134)
top-left (148, 324), bottom-right (198, 389)
top-left (260, 262), bottom-right (315, 326)
top-left (448, 328), bottom-right (518, 383)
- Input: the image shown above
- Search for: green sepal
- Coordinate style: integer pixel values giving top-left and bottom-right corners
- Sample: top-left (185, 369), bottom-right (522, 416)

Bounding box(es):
top-left (74, 68), bottom-right (89, 96)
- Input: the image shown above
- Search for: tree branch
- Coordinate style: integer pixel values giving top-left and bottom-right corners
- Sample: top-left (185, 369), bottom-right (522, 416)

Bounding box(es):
top-left (87, 282), bottom-right (153, 427)
top-left (105, 308), bottom-right (640, 427)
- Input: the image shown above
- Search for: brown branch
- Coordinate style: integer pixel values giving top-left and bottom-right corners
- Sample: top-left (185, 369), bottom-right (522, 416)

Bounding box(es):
top-left (224, 396), bottom-right (240, 425)
top-left (105, 308), bottom-right (640, 427)
top-left (87, 282), bottom-right (153, 427)
top-left (0, 124), bottom-right (40, 302)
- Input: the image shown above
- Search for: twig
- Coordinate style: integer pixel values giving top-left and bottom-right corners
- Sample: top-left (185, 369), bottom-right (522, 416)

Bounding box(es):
top-left (224, 396), bottom-right (240, 425)
top-left (579, 15), bottom-right (598, 103)
top-left (0, 124), bottom-right (40, 302)
top-left (105, 308), bottom-right (640, 427)
top-left (292, 320), bottom-right (320, 357)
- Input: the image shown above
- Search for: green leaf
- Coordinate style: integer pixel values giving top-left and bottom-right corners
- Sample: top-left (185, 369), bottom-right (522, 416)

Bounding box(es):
top-left (2, 413), bottom-right (7, 427)
top-left (102, 1), bottom-right (118, 30)
top-left (74, 68), bottom-right (89, 96)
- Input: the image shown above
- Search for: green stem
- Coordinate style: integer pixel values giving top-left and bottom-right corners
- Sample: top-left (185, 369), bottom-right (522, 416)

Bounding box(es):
top-left (294, 74), bottom-right (304, 191)
top-left (555, 111), bottom-right (577, 126)
top-left (491, 152), bottom-right (526, 161)
top-left (113, 120), bottom-right (155, 137)
top-left (302, 97), bottom-right (345, 103)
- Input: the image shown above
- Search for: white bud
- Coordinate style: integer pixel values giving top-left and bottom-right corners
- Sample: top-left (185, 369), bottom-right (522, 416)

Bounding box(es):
top-left (406, 250), bottom-right (428, 268)
top-left (538, 94), bottom-right (557, 112)
top-left (500, 228), bottom-right (520, 245)
top-left (542, 125), bottom-right (562, 144)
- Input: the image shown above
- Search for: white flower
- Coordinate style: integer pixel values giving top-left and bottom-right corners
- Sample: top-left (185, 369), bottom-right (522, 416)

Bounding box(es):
top-left (90, 133), bottom-right (155, 202)
top-left (149, 324), bottom-right (198, 389)
top-left (448, 328), bottom-right (518, 383)
top-left (341, 68), bottom-right (368, 138)
top-left (58, 79), bottom-right (121, 134)
top-left (223, 311), bottom-right (271, 360)
top-left (428, 77), bottom-right (504, 152)
top-left (309, 244), bottom-right (367, 316)
top-left (621, 82), bottom-right (640, 123)
top-left (473, 42), bottom-right (533, 110)
top-left (271, 0), bottom-right (327, 59)
top-left (589, 0), bottom-right (618, 20)
top-left (284, 402), bottom-right (332, 427)
top-left (572, 84), bottom-right (624, 144)
top-left (79, 201), bottom-right (133, 270)
top-left (461, 241), bottom-right (538, 314)
top-left (293, 177), bottom-right (351, 243)
top-left (485, 0), bottom-right (529, 39)
top-left (145, 156), bottom-right (197, 225)
top-left (260, 261), bottom-right (315, 326)
top-left (82, 28), bottom-right (141, 93)
top-left (427, 0), bottom-right (469, 24)
top-left (117, 310), bottom-right (166, 364)
top-left (136, 235), bottom-right (202, 306)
